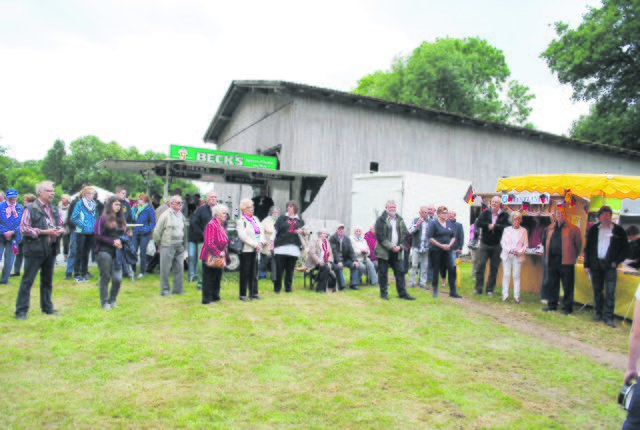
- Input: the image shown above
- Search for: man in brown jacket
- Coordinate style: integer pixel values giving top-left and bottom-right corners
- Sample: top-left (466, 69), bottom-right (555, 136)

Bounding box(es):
top-left (543, 206), bottom-right (583, 315)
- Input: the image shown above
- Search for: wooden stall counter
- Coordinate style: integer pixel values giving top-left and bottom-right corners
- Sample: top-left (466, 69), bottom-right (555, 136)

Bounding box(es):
top-left (574, 265), bottom-right (640, 320)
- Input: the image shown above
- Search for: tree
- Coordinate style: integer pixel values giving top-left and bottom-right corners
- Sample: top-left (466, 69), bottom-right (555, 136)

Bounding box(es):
top-left (542, 0), bottom-right (640, 150)
top-left (353, 37), bottom-right (535, 127)
top-left (41, 139), bottom-right (67, 185)
top-left (0, 145), bottom-right (11, 190)
top-left (61, 136), bottom-right (198, 196)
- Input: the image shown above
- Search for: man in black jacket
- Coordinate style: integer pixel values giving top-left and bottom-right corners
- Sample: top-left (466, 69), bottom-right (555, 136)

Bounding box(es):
top-left (473, 196), bottom-right (511, 296)
top-left (115, 186), bottom-right (134, 224)
top-left (187, 191), bottom-right (217, 289)
top-left (329, 224), bottom-right (360, 290)
top-left (15, 181), bottom-right (65, 320)
top-left (584, 206), bottom-right (629, 328)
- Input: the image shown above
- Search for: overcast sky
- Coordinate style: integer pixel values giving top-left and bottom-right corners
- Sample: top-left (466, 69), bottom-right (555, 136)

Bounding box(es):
top-left (0, 0), bottom-right (600, 161)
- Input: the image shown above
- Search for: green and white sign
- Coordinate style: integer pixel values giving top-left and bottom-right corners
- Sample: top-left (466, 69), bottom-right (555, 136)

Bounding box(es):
top-left (169, 145), bottom-right (278, 170)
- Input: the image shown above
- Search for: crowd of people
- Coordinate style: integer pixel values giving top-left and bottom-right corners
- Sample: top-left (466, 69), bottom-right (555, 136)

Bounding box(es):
top-left (3, 182), bottom-right (640, 326)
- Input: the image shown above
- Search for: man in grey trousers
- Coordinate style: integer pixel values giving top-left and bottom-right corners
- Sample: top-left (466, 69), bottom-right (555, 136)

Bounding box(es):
top-left (153, 195), bottom-right (185, 296)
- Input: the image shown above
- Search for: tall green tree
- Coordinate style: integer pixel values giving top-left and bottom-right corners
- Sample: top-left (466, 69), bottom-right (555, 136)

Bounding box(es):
top-left (41, 139), bottom-right (67, 185)
top-left (542, 0), bottom-right (640, 150)
top-left (0, 144), bottom-right (11, 190)
top-left (353, 37), bottom-right (535, 127)
top-left (62, 136), bottom-right (198, 196)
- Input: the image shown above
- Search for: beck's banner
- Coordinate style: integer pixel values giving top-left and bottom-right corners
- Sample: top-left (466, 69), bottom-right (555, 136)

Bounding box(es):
top-left (169, 145), bottom-right (278, 170)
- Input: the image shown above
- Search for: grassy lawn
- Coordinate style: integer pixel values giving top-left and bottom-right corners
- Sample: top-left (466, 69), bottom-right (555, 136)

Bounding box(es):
top-left (0, 262), bottom-right (629, 429)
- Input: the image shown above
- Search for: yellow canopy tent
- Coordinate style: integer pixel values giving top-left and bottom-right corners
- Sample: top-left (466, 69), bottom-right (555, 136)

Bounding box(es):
top-left (496, 173), bottom-right (640, 200)
top-left (495, 173), bottom-right (640, 320)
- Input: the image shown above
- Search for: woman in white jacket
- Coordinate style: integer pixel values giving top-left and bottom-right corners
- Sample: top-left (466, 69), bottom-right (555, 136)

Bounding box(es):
top-left (237, 198), bottom-right (265, 301)
top-left (500, 212), bottom-right (528, 304)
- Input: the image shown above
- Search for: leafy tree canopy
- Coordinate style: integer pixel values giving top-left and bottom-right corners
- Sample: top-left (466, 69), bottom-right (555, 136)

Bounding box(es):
top-left (23, 136), bottom-right (199, 200)
top-left (542, 0), bottom-right (640, 150)
top-left (353, 37), bottom-right (535, 127)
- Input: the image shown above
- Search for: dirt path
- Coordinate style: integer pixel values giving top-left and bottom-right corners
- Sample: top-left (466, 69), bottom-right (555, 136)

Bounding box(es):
top-left (450, 293), bottom-right (628, 371)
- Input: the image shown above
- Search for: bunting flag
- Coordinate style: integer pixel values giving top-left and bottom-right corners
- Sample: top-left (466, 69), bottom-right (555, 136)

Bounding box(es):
top-left (463, 185), bottom-right (475, 205)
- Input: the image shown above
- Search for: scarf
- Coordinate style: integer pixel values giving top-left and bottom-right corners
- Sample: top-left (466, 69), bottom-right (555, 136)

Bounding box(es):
top-left (135, 203), bottom-right (148, 220)
top-left (5, 203), bottom-right (17, 219)
top-left (82, 197), bottom-right (96, 213)
top-left (243, 213), bottom-right (260, 234)
top-left (210, 219), bottom-right (228, 251)
top-left (321, 239), bottom-right (330, 262)
top-left (286, 217), bottom-right (298, 233)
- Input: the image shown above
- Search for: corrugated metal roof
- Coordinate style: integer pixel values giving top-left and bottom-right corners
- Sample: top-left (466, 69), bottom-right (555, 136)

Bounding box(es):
top-left (202, 80), bottom-right (640, 159)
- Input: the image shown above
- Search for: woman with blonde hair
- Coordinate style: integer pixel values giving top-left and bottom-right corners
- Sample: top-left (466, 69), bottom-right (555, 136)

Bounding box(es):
top-left (236, 198), bottom-right (264, 301)
top-left (500, 211), bottom-right (528, 304)
top-left (259, 206), bottom-right (280, 280)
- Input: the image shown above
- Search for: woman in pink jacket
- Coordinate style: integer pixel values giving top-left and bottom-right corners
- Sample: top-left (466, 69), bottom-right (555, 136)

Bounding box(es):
top-left (500, 212), bottom-right (528, 304)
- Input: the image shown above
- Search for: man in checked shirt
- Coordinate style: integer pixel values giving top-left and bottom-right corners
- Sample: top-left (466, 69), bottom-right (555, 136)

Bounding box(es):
top-left (15, 181), bottom-right (66, 320)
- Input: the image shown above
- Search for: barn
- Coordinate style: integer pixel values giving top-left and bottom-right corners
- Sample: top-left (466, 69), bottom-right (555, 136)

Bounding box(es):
top-left (203, 80), bottom-right (640, 230)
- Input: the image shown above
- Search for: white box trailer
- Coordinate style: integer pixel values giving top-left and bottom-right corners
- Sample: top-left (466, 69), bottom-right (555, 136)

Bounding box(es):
top-left (351, 171), bottom-right (473, 253)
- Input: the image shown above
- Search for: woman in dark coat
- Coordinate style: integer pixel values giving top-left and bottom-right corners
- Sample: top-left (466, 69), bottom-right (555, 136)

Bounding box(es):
top-left (428, 206), bottom-right (462, 299)
top-left (270, 200), bottom-right (305, 294)
top-left (93, 196), bottom-right (126, 310)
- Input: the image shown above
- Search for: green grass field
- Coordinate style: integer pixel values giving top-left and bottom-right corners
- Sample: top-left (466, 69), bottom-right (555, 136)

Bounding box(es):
top-left (0, 263), bottom-right (630, 429)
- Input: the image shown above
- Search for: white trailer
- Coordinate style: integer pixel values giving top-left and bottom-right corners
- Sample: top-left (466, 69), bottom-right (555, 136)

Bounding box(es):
top-left (351, 171), bottom-right (473, 253)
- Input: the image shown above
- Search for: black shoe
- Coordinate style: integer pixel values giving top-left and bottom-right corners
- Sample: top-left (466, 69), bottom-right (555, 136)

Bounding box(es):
top-left (338, 286), bottom-right (346, 291)
top-left (251, 295), bottom-right (261, 300)
top-left (542, 306), bottom-right (557, 312)
top-left (560, 310), bottom-right (572, 316)
top-left (15, 313), bottom-right (26, 320)
top-left (43, 310), bottom-right (60, 316)
top-left (64, 274), bottom-right (73, 280)
top-left (0, 281), bottom-right (8, 285)
top-left (605, 319), bottom-right (616, 328)
top-left (592, 314), bottom-right (603, 322)
top-left (239, 297), bottom-right (250, 302)
top-left (349, 285), bottom-right (360, 290)
top-left (401, 295), bottom-right (416, 301)
top-left (10, 273), bottom-right (20, 277)
top-left (450, 293), bottom-right (463, 299)
top-left (274, 291), bottom-right (281, 294)
top-left (285, 290), bottom-right (292, 294)
top-left (380, 295), bottom-right (389, 300)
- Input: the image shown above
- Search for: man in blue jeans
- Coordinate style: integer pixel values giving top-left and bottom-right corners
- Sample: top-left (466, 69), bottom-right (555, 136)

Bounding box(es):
top-left (329, 223), bottom-right (360, 291)
top-left (0, 189), bottom-right (23, 285)
top-left (64, 194), bottom-right (81, 280)
top-left (187, 191), bottom-right (217, 289)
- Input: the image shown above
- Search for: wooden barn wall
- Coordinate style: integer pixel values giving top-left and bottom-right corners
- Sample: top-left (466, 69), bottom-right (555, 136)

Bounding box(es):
top-left (215, 91), bottom-right (640, 231)
top-left (214, 92), bottom-right (295, 212)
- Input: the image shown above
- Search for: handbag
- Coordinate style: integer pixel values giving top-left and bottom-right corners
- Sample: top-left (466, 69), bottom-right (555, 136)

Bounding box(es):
top-left (146, 239), bottom-right (156, 256)
top-left (228, 237), bottom-right (243, 254)
top-left (206, 253), bottom-right (226, 268)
